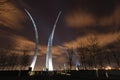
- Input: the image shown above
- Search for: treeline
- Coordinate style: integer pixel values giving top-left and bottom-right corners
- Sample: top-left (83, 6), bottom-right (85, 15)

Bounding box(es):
top-left (0, 49), bottom-right (31, 70)
top-left (0, 35), bottom-right (120, 70)
top-left (65, 35), bottom-right (120, 70)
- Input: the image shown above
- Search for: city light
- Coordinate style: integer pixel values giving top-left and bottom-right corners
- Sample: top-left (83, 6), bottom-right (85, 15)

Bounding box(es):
top-left (105, 66), bottom-right (112, 70)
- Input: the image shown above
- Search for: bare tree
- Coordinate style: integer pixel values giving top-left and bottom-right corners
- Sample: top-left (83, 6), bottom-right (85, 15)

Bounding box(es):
top-left (8, 53), bottom-right (19, 70)
top-left (104, 48), bottom-right (112, 67)
top-left (0, 53), bottom-right (7, 70)
top-left (112, 51), bottom-right (120, 68)
top-left (0, 48), bottom-right (9, 70)
top-left (96, 49), bottom-right (104, 68)
top-left (66, 48), bottom-right (74, 70)
top-left (20, 50), bottom-right (30, 70)
top-left (113, 34), bottom-right (120, 68)
top-left (76, 43), bottom-right (88, 69)
top-left (87, 35), bottom-right (99, 69)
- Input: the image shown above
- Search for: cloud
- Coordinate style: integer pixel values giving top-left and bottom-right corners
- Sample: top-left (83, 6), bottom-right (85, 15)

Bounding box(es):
top-left (0, 1), bottom-right (26, 30)
top-left (99, 5), bottom-right (120, 27)
top-left (63, 33), bottom-right (119, 49)
top-left (65, 5), bottom-right (120, 29)
top-left (65, 10), bottom-right (96, 27)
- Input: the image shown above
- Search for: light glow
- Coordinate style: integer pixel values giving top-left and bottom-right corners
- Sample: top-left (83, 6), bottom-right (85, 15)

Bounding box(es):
top-left (105, 66), bottom-right (112, 70)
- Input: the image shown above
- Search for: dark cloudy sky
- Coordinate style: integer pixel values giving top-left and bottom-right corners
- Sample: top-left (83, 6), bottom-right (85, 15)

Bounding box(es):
top-left (16, 0), bottom-right (120, 47)
top-left (0, 0), bottom-right (120, 69)
top-left (0, 0), bottom-right (120, 52)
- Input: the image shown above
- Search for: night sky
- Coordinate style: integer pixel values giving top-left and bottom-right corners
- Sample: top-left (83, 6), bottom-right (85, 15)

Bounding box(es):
top-left (17, 0), bottom-right (120, 46)
top-left (0, 0), bottom-right (120, 69)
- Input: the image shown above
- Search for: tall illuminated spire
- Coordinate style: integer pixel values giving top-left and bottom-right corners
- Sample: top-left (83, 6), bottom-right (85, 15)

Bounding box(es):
top-left (46, 11), bottom-right (61, 71)
top-left (25, 9), bottom-right (39, 71)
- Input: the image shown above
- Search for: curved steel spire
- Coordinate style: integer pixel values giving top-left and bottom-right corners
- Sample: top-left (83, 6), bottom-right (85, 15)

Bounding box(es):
top-left (46, 11), bottom-right (62, 71)
top-left (25, 9), bottom-right (39, 71)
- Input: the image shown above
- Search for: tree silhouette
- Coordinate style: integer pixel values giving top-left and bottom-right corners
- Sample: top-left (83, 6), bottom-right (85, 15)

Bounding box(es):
top-left (8, 53), bottom-right (19, 70)
top-left (87, 35), bottom-right (99, 69)
top-left (76, 43), bottom-right (88, 69)
top-left (66, 48), bottom-right (74, 70)
top-left (21, 50), bottom-right (30, 70)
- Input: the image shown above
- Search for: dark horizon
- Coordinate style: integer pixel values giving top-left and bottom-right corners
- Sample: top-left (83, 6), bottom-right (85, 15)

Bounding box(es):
top-left (0, 0), bottom-right (120, 70)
